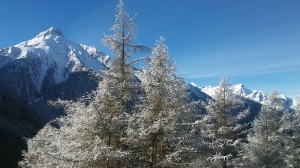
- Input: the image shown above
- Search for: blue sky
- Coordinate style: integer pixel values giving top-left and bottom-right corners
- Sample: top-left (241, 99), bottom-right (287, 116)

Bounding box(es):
top-left (0, 0), bottom-right (299, 98)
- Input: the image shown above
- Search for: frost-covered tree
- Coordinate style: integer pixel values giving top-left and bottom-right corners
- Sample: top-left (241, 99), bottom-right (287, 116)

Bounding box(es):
top-left (19, 75), bottom-right (135, 167)
top-left (19, 99), bottom-right (126, 168)
top-left (103, 0), bottom-right (148, 109)
top-left (133, 37), bottom-right (196, 167)
top-left (88, 80), bottom-right (130, 167)
top-left (198, 78), bottom-right (249, 168)
top-left (285, 96), bottom-right (300, 167)
top-left (101, 0), bottom-right (149, 166)
top-left (243, 91), bottom-right (289, 168)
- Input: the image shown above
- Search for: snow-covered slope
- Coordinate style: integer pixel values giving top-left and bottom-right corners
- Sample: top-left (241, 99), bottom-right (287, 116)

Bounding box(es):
top-left (192, 82), bottom-right (293, 108)
top-left (231, 84), bottom-right (253, 97)
top-left (292, 98), bottom-right (300, 109)
top-left (0, 27), bottom-right (107, 102)
top-left (247, 90), bottom-right (268, 103)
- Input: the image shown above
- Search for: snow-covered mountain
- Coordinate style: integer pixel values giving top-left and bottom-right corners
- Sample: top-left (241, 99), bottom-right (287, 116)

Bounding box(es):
top-left (0, 27), bottom-right (108, 103)
top-left (191, 82), bottom-right (294, 108)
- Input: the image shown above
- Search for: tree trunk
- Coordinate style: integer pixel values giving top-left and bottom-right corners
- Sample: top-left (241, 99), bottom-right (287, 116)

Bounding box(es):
top-left (106, 132), bottom-right (111, 168)
top-left (222, 159), bottom-right (227, 168)
top-left (150, 134), bottom-right (157, 168)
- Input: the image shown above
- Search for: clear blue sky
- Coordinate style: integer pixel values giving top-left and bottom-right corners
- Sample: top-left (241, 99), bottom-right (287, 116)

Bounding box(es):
top-left (0, 0), bottom-right (299, 98)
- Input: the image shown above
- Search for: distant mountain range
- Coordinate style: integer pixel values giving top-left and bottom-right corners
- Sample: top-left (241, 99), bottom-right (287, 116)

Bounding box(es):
top-left (191, 82), bottom-right (294, 109)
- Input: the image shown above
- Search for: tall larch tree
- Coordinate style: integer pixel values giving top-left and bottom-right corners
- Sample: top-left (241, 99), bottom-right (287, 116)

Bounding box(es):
top-left (133, 37), bottom-right (195, 167)
top-left (100, 0), bottom-right (149, 166)
top-left (198, 78), bottom-right (249, 168)
top-left (99, 0), bottom-right (149, 167)
top-left (102, 0), bottom-right (148, 110)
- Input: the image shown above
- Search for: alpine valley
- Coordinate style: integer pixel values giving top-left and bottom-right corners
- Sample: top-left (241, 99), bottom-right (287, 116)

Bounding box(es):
top-left (0, 27), bottom-right (296, 167)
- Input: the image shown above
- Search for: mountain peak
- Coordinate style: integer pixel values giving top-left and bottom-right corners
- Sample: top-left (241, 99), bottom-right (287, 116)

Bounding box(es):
top-left (231, 83), bottom-right (252, 96)
top-left (39, 27), bottom-right (63, 37)
top-left (16, 27), bottom-right (65, 48)
top-left (236, 83), bottom-right (244, 87)
top-left (233, 83), bottom-right (246, 89)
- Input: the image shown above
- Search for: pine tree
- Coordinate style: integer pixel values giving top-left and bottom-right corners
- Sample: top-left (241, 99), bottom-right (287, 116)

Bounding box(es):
top-left (133, 37), bottom-right (195, 167)
top-left (198, 78), bottom-right (249, 168)
top-left (243, 91), bottom-right (288, 168)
